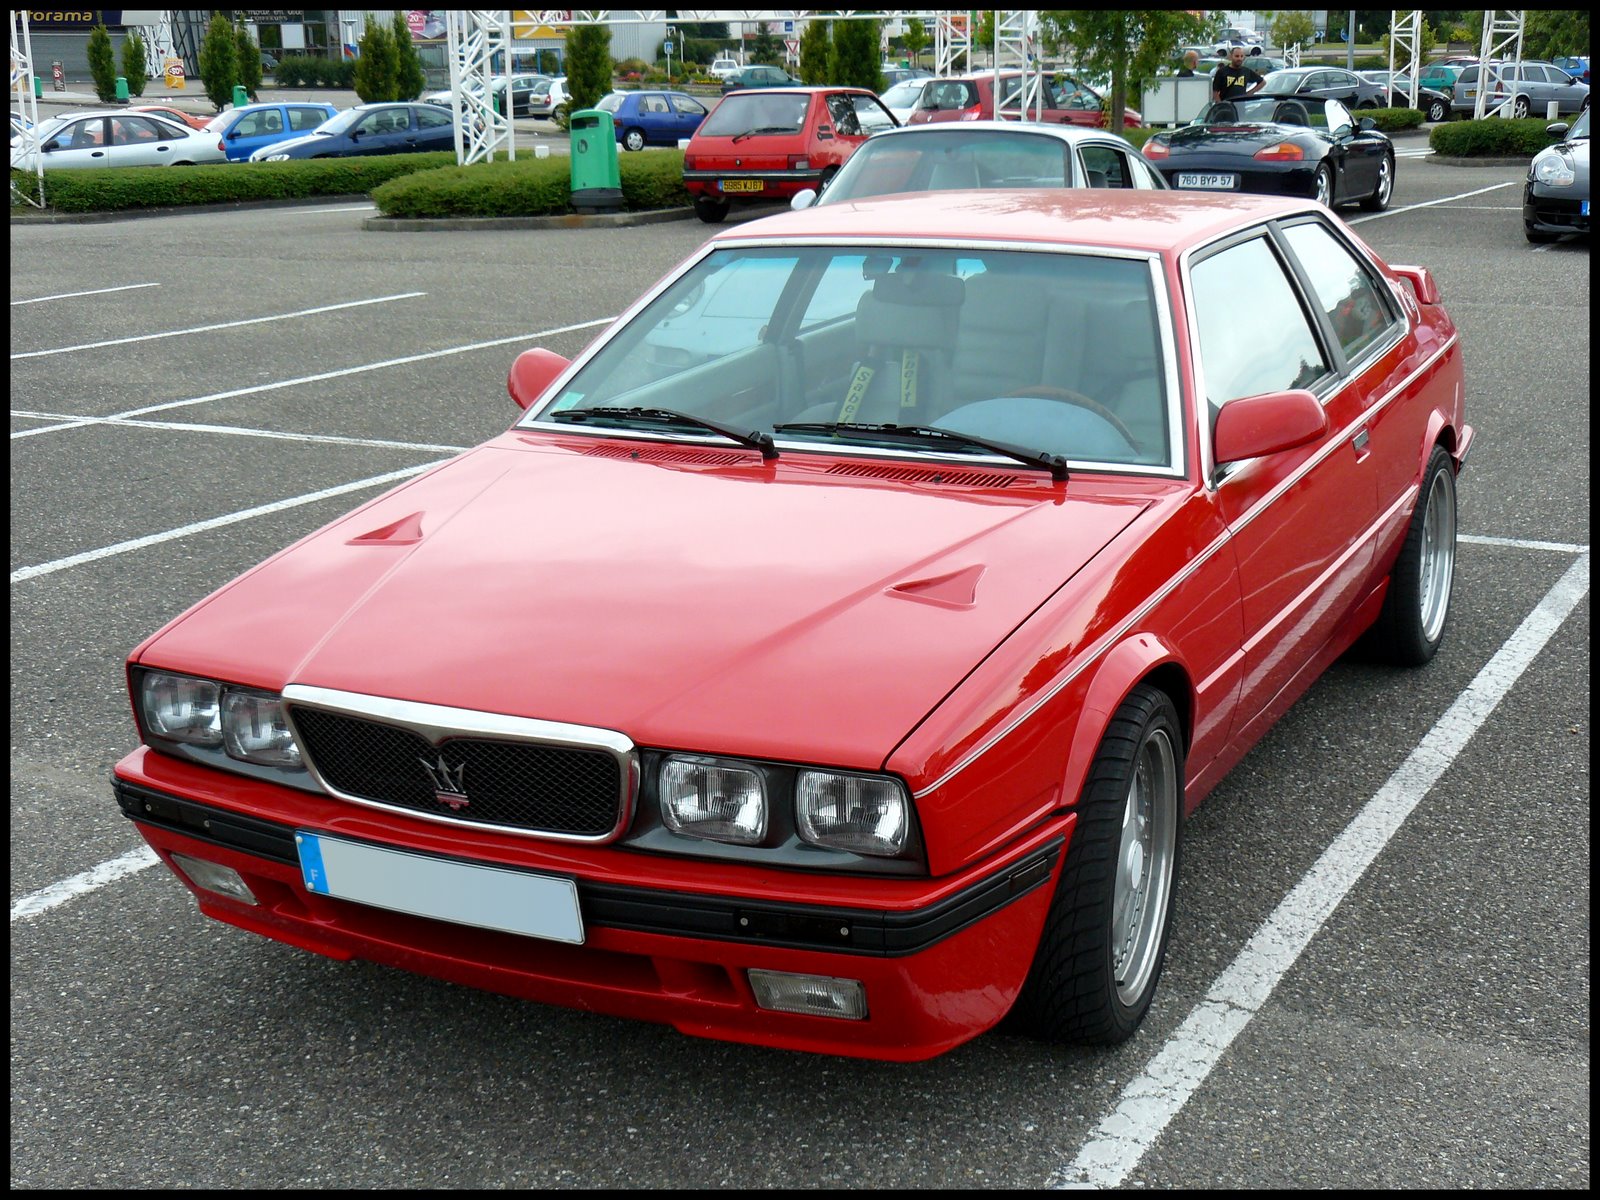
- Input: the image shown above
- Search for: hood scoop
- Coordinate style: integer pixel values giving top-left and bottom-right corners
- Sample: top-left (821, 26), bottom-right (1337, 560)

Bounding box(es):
top-left (887, 564), bottom-right (986, 609)
top-left (347, 511), bottom-right (425, 545)
top-left (826, 462), bottom-right (1020, 488)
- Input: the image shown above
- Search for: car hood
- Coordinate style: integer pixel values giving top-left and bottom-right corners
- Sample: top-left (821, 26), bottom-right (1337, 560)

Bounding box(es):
top-left (138, 434), bottom-right (1149, 767)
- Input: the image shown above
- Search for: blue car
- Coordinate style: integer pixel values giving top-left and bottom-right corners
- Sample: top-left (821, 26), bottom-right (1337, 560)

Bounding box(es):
top-left (204, 101), bottom-right (339, 161)
top-left (1552, 55), bottom-right (1590, 85)
top-left (248, 103), bottom-right (458, 162)
top-left (596, 90), bottom-right (709, 150)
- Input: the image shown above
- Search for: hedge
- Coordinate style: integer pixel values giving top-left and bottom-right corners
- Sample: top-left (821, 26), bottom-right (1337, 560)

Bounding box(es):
top-left (273, 54), bottom-right (357, 88)
top-left (11, 152), bottom-right (459, 213)
top-left (371, 149), bottom-right (689, 217)
top-left (1429, 115), bottom-right (1575, 157)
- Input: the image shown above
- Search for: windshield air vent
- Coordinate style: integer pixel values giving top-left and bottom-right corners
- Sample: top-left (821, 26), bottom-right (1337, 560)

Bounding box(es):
top-left (582, 444), bottom-right (752, 466)
top-left (824, 463), bottom-right (1020, 488)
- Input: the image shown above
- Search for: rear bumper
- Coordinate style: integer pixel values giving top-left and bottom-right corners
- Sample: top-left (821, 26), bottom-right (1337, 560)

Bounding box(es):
top-left (1156, 159), bottom-right (1317, 198)
top-left (112, 753), bottom-right (1069, 1061)
top-left (683, 168), bottom-right (825, 201)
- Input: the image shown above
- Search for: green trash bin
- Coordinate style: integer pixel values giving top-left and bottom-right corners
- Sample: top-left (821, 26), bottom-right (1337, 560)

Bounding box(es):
top-left (568, 109), bottom-right (623, 214)
top-left (115, 76), bottom-right (129, 102)
top-left (232, 84), bottom-right (249, 108)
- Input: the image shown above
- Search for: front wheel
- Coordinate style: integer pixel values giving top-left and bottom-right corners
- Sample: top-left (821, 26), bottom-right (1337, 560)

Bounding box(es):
top-left (1362, 445), bottom-right (1457, 665)
top-left (1312, 162), bottom-right (1335, 208)
top-left (622, 127), bottom-right (646, 152)
top-left (1513, 95), bottom-right (1531, 119)
top-left (1360, 152), bottom-right (1393, 211)
top-left (693, 195), bottom-right (731, 224)
top-left (1426, 97), bottom-right (1449, 123)
top-left (1008, 684), bottom-right (1183, 1045)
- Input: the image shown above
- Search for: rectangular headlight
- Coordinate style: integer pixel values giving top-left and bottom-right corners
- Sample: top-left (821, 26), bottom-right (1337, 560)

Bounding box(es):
top-left (660, 755), bottom-right (767, 845)
top-left (222, 689), bottom-right (302, 767)
top-left (141, 673), bottom-right (221, 746)
top-left (795, 771), bottom-right (910, 857)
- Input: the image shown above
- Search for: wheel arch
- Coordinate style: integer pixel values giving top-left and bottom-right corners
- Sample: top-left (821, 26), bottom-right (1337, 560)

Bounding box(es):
top-left (1064, 634), bottom-right (1195, 802)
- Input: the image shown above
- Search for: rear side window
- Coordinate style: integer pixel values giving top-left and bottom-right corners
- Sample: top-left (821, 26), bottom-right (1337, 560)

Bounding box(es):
top-left (416, 107), bottom-right (453, 129)
top-left (1280, 221), bottom-right (1397, 364)
top-left (917, 81), bottom-right (978, 111)
top-left (596, 94), bottom-right (623, 112)
top-left (288, 107), bottom-right (327, 131)
top-left (699, 92), bottom-right (809, 137)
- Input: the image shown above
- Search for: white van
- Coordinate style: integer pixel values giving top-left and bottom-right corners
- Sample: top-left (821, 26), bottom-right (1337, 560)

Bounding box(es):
top-left (709, 58), bottom-right (741, 80)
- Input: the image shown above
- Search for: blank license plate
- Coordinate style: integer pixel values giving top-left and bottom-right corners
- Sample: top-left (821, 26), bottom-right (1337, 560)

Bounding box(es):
top-left (296, 831), bottom-right (584, 943)
top-left (1177, 172), bottom-right (1238, 189)
top-left (1583, 200), bottom-right (1591, 216)
top-left (720, 178), bottom-right (764, 192)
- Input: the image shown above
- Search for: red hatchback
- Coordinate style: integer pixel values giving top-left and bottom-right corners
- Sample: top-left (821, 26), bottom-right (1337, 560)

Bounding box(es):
top-left (683, 87), bottom-right (898, 222)
top-left (908, 70), bottom-right (1142, 129)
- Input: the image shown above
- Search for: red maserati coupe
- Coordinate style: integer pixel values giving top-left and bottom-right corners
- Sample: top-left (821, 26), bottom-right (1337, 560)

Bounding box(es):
top-left (114, 189), bottom-right (1470, 1061)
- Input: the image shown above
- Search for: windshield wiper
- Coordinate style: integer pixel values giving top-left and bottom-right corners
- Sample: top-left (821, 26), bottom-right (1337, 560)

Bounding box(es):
top-left (771, 422), bottom-right (1068, 482)
top-left (549, 406), bottom-right (778, 460)
top-left (731, 126), bottom-right (798, 143)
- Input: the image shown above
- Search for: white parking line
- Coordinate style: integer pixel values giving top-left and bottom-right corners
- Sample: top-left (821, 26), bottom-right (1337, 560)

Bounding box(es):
top-left (10, 316), bottom-right (615, 439)
top-left (10, 292), bottom-right (426, 360)
top-left (10, 409), bottom-right (468, 455)
top-left (11, 282), bottom-right (161, 306)
top-left (10, 463), bottom-right (440, 583)
top-left (10, 846), bottom-right (159, 923)
top-left (279, 203), bottom-right (378, 215)
top-left (1348, 180), bottom-right (1518, 225)
top-left (1052, 550), bottom-right (1591, 1189)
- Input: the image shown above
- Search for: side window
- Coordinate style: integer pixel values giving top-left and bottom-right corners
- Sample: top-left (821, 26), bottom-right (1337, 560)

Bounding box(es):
top-left (1127, 155), bottom-right (1164, 189)
top-left (1190, 235), bottom-right (1331, 420)
top-left (416, 106), bottom-right (453, 129)
top-left (110, 116), bottom-right (163, 144)
top-left (827, 94), bottom-right (860, 135)
top-left (1280, 221), bottom-right (1398, 364)
top-left (289, 107), bottom-right (326, 132)
top-left (852, 95), bottom-right (897, 132)
top-left (66, 118), bottom-right (105, 148)
top-left (1079, 145), bottom-right (1130, 188)
top-left (356, 111), bottom-right (389, 135)
top-left (673, 96), bottom-right (707, 117)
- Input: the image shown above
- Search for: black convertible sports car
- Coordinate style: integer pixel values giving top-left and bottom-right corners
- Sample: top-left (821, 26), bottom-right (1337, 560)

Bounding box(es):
top-left (1141, 96), bottom-right (1394, 211)
top-left (1524, 106), bottom-right (1590, 242)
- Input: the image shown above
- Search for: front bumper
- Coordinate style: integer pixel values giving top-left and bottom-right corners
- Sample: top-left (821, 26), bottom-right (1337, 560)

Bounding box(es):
top-left (113, 750), bottom-right (1069, 1061)
top-left (1523, 181), bottom-right (1591, 234)
top-left (682, 168), bottom-right (824, 201)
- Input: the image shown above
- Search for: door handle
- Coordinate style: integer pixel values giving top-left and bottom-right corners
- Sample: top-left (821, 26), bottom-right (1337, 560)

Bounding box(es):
top-left (1351, 428), bottom-right (1371, 459)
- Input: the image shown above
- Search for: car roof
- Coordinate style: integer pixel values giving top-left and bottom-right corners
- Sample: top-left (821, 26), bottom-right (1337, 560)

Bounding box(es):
top-left (863, 119), bottom-right (1132, 147)
top-left (714, 188), bottom-right (1324, 255)
top-left (723, 86), bottom-right (871, 96)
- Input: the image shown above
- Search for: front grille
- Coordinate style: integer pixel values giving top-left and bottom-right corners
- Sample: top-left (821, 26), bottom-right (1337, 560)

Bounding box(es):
top-left (289, 707), bottom-right (624, 838)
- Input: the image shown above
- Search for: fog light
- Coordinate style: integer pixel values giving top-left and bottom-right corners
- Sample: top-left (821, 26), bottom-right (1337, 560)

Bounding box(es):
top-left (748, 969), bottom-right (867, 1020)
top-left (170, 853), bottom-right (258, 905)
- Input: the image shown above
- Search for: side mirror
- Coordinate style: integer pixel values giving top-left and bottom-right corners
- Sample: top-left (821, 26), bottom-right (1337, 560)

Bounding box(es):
top-left (1546, 121), bottom-right (1570, 137)
top-left (1389, 263), bottom-right (1440, 305)
top-left (1358, 116), bottom-right (1376, 131)
top-left (42, 138), bottom-right (63, 152)
top-left (790, 188), bottom-right (818, 210)
top-left (507, 347), bottom-right (573, 410)
top-left (349, 129), bottom-right (361, 140)
top-left (1213, 389), bottom-right (1327, 466)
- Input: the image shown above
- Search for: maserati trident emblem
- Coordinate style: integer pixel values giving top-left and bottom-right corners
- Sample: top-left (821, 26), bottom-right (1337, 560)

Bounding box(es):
top-left (419, 754), bottom-right (469, 810)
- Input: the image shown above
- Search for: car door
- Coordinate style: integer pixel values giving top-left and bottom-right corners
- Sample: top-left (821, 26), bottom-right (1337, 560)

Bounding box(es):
top-left (108, 114), bottom-right (185, 166)
top-left (1319, 98), bottom-right (1378, 201)
top-left (351, 108), bottom-right (408, 156)
top-left (43, 115), bottom-right (109, 166)
top-left (635, 94), bottom-right (673, 143)
top-left (670, 94), bottom-right (708, 139)
top-left (414, 105), bottom-right (456, 151)
top-left (1188, 226), bottom-right (1377, 739)
top-left (222, 106), bottom-right (287, 161)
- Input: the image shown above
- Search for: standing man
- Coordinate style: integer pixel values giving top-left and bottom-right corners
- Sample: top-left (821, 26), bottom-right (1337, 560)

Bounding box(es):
top-left (1212, 45), bottom-right (1267, 103)
top-left (1177, 50), bottom-right (1199, 77)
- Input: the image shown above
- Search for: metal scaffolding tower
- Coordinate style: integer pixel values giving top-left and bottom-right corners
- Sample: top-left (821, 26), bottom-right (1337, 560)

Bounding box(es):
top-left (1474, 10), bottom-right (1526, 119)
top-left (1388, 10), bottom-right (1422, 109)
top-left (9, 10), bottom-right (43, 208)
top-left (446, 10), bottom-right (517, 167)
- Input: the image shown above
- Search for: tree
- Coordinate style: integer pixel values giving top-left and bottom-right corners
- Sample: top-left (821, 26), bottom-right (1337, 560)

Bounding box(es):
top-left (1524, 9), bottom-right (1590, 59)
top-left (197, 12), bottom-right (239, 111)
top-left (391, 12), bottom-right (426, 101)
top-left (120, 29), bottom-right (149, 97)
top-left (751, 21), bottom-right (783, 66)
top-left (974, 11), bottom-right (997, 63)
top-left (1270, 12), bottom-right (1316, 57)
top-left (830, 18), bottom-right (881, 92)
top-left (799, 18), bottom-right (832, 84)
top-left (352, 18), bottom-right (399, 103)
top-left (1379, 25), bottom-right (1436, 72)
top-left (901, 18), bottom-right (929, 67)
top-left (86, 23), bottom-right (118, 103)
top-left (234, 20), bottom-right (263, 102)
top-left (1039, 11), bottom-right (1211, 131)
top-left (565, 23), bottom-right (613, 115)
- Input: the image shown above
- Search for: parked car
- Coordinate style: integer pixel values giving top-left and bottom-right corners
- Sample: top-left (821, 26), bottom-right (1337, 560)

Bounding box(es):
top-left (797, 120), bottom-right (1167, 208)
top-left (248, 103), bottom-right (458, 161)
top-left (1214, 26), bottom-right (1265, 52)
top-left (1257, 66), bottom-right (1391, 110)
top-left (10, 109), bottom-right (31, 142)
top-left (708, 57), bottom-right (742, 81)
top-left (682, 87), bottom-right (898, 222)
top-left (1142, 96), bottom-right (1394, 211)
top-left (721, 64), bottom-right (804, 94)
top-left (1524, 106), bottom-right (1590, 242)
top-left (878, 78), bottom-right (927, 124)
top-left (1415, 62), bottom-right (1466, 93)
top-left (422, 74), bottom-right (549, 118)
top-left (524, 76), bottom-right (570, 121)
top-left (1452, 61), bottom-right (1590, 118)
top-left (908, 70), bottom-right (1142, 129)
top-left (882, 66), bottom-right (934, 88)
top-left (10, 110), bottom-right (227, 170)
top-left (596, 89), bottom-right (708, 150)
top-left (1359, 70), bottom-right (1452, 122)
top-left (1551, 55), bottom-right (1590, 86)
top-left (259, 50), bottom-right (278, 73)
top-left (129, 103), bottom-right (211, 131)
top-left (112, 186), bottom-right (1470, 1062)
top-left (204, 101), bottom-right (339, 161)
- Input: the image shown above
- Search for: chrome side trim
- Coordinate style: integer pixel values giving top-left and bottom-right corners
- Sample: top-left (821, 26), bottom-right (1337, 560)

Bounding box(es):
top-left (282, 684), bottom-right (639, 844)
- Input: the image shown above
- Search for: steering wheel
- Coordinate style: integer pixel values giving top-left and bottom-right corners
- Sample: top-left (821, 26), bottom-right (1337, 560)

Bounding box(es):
top-left (1002, 386), bottom-right (1144, 454)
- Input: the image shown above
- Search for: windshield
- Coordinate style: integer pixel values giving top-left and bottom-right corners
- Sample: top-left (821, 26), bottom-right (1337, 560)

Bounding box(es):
top-left (521, 245), bottom-right (1174, 473)
top-left (1259, 72), bottom-right (1311, 96)
top-left (31, 115), bottom-right (70, 141)
top-left (1566, 107), bottom-right (1591, 139)
top-left (880, 80), bottom-right (925, 108)
top-left (820, 129), bottom-right (1074, 202)
top-left (313, 109), bottom-right (365, 135)
top-left (699, 92), bottom-right (809, 137)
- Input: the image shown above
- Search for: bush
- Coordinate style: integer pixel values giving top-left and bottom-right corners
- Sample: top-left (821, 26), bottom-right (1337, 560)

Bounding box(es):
top-left (371, 150), bottom-right (689, 218)
top-left (197, 12), bottom-right (238, 110)
top-left (275, 55), bottom-right (356, 89)
top-left (86, 24), bottom-right (118, 103)
top-left (1429, 116), bottom-right (1569, 157)
top-left (1366, 106), bottom-right (1425, 133)
top-left (121, 29), bottom-right (149, 97)
top-left (353, 18), bottom-right (400, 102)
top-left (10, 153), bottom-right (460, 213)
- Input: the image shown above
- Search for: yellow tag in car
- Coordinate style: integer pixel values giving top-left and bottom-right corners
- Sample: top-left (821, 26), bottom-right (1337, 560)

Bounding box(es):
top-left (840, 364), bottom-right (875, 421)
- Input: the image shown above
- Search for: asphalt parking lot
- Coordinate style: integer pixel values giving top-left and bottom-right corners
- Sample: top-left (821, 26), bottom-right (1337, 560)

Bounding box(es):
top-left (10, 154), bottom-right (1589, 1188)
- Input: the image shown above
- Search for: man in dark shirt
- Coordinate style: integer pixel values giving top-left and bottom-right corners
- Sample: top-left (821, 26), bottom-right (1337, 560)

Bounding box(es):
top-left (1212, 46), bottom-right (1266, 103)
top-left (1177, 50), bottom-right (1199, 78)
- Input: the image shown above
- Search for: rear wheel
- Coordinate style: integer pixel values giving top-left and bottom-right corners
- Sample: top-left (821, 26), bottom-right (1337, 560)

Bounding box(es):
top-left (1426, 97), bottom-right (1449, 122)
top-left (622, 127), bottom-right (646, 152)
top-left (693, 195), bottom-right (731, 224)
top-left (1513, 95), bottom-right (1531, 119)
top-left (1362, 445), bottom-right (1457, 665)
top-left (1360, 152), bottom-right (1394, 211)
top-left (1008, 684), bottom-right (1182, 1045)
top-left (1312, 162), bottom-right (1335, 207)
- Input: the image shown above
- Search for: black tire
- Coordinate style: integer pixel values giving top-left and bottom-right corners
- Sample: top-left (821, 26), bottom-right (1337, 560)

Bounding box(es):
top-left (1359, 151), bottom-right (1394, 211)
top-left (1525, 223), bottom-right (1559, 244)
top-left (1313, 162), bottom-right (1335, 208)
top-left (1513, 95), bottom-right (1531, 119)
top-left (1426, 97), bottom-right (1448, 122)
top-left (1008, 684), bottom-right (1183, 1045)
top-left (1362, 445), bottom-right (1457, 665)
top-left (693, 195), bottom-right (731, 224)
top-left (623, 127), bottom-right (646, 152)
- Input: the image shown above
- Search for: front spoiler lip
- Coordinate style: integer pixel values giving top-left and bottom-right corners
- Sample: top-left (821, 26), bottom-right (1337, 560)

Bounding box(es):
top-left (114, 778), bottom-right (1063, 958)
